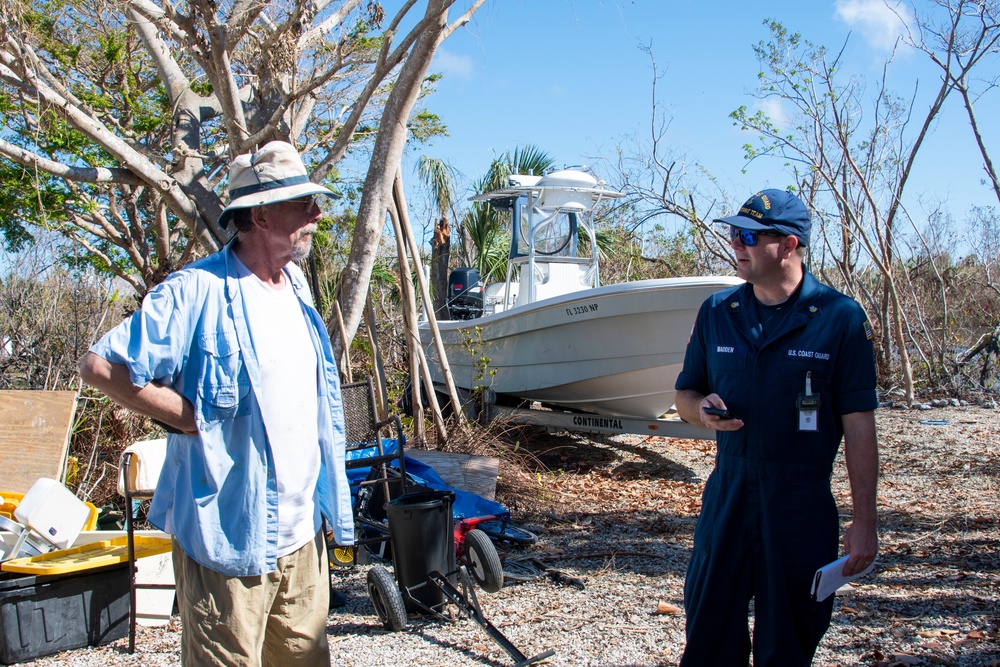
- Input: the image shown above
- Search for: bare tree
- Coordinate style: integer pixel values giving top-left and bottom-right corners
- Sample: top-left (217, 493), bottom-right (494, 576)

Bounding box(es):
top-left (898, 1), bottom-right (1000, 393)
top-left (903, 0), bottom-right (1000, 203)
top-left (416, 155), bottom-right (461, 317)
top-left (322, 0), bottom-right (485, 360)
top-left (961, 205), bottom-right (1000, 387)
top-left (731, 8), bottom-right (996, 404)
top-left (605, 45), bottom-right (738, 277)
top-left (0, 0), bottom-right (484, 316)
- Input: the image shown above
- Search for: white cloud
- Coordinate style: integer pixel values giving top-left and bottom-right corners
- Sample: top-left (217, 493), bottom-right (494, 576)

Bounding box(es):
top-left (432, 48), bottom-right (475, 80)
top-left (757, 98), bottom-right (791, 130)
top-left (835, 0), bottom-right (910, 51)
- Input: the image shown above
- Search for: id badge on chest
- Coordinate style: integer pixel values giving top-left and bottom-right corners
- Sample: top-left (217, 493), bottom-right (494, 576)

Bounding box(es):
top-left (797, 371), bottom-right (820, 432)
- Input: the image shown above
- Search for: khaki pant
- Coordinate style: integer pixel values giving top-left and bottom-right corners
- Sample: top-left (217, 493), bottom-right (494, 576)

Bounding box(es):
top-left (172, 533), bottom-right (330, 667)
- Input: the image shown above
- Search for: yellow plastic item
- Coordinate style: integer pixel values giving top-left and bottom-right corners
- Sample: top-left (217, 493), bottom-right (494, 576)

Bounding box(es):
top-left (0, 492), bottom-right (19, 520)
top-left (65, 456), bottom-right (79, 487)
top-left (0, 491), bottom-right (99, 531)
top-left (0, 536), bottom-right (172, 575)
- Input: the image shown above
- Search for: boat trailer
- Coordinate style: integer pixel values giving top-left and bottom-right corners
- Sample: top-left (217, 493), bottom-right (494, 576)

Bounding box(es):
top-left (487, 401), bottom-right (713, 440)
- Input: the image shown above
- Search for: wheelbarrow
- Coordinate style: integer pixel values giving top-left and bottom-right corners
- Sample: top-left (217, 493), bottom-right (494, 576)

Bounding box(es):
top-left (364, 489), bottom-right (554, 667)
top-left (332, 475), bottom-right (506, 595)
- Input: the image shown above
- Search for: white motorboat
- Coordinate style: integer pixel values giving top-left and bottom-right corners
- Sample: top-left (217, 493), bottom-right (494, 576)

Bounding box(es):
top-left (419, 169), bottom-right (741, 419)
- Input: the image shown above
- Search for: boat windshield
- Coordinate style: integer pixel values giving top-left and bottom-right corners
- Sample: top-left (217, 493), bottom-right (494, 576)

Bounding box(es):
top-left (513, 201), bottom-right (578, 258)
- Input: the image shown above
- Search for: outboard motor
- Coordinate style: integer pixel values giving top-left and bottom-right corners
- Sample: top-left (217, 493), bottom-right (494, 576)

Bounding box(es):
top-left (447, 267), bottom-right (484, 320)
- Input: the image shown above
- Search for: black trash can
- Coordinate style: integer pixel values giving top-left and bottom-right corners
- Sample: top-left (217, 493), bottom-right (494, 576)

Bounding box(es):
top-left (386, 490), bottom-right (456, 612)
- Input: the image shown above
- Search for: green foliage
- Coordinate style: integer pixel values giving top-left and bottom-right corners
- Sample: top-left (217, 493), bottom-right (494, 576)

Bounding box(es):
top-left (477, 145), bottom-right (554, 193)
top-left (416, 156), bottom-right (459, 215)
top-left (189, 79), bottom-right (213, 96)
top-left (309, 207), bottom-right (402, 325)
top-left (408, 110), bottom-right (447, 143)
top-left (1, 0), bottom-right (466, 301)
top-left (462, 203), bottom-right (510, 282)
top-left (310, 209), bottom-right (358, 310)
top-left (458, 145), bottom-right (556, 281)
top-left (461, 325), bottom-right (495, 390)
top-left (0, 1), bottom-right (178, 287)
top-left (0, 161), bottom-right (71, 252)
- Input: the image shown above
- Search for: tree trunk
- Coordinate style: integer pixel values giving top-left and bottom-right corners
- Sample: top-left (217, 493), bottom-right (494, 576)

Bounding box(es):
top-left (393, 172), bottom-right (465, 428)
top-left (333, 0), bottom-right (450, 362)
top-left (430, 216), bottom-right (451, 318)
top-left (889, 286), bottom-right (915, 407)
top-left (388, 204), bottom-right (428, 445)
top-left (363, 290), bottom-right (389, 419)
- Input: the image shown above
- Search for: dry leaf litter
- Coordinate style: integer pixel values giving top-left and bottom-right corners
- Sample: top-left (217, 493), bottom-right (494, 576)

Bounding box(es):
top-left (19, 405), bottom-right (1000, 667)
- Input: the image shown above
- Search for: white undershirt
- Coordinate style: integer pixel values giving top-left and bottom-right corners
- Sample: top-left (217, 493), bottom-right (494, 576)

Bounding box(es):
top-left (235, 257), bottom-right (321, 557)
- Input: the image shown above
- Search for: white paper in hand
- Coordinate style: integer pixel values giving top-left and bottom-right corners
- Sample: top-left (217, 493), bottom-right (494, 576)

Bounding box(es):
top-left (810, 555), bottom-right (876, 601)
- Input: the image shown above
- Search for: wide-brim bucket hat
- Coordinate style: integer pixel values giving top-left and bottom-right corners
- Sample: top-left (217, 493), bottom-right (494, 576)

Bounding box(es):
top-left (218, 141), bottom-right (338, 229)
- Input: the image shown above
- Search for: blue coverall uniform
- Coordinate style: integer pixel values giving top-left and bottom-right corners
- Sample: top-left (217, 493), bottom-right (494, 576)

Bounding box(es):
top-left (675, 268), bottom-right (877, 666)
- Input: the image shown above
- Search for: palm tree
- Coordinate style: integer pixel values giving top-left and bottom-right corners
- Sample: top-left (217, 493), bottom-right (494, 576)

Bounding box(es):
top-left (416, 156), bottom-right (461, 317)
top-left (462, 202), bottom-right (509, 281)
top-left (478, 145), bottom-right (554, 193)
top-left (460, 145), bottom-right (555, 283)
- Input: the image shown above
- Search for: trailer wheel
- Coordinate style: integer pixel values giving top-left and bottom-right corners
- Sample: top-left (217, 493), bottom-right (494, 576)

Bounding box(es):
top-left (464, 529), bottom-right (503, 593)
top-left (367, 566), bottom-right (407, 631)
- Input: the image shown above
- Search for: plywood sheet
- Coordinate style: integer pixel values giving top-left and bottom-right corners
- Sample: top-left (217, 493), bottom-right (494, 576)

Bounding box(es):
top-left (0, 390), bottom-right (77, 493)
top-left (406, 449), bottom-right (499, 500)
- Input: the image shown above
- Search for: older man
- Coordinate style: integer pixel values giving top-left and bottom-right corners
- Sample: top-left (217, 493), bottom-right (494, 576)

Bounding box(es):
top-left (80, 141), bottom-right (352, 666)
top-left (674, 189), bottom-right (879, 666)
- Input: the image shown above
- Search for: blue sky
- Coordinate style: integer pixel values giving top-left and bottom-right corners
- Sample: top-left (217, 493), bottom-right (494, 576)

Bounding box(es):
top-left (399, 0), bottom-right (999, 232)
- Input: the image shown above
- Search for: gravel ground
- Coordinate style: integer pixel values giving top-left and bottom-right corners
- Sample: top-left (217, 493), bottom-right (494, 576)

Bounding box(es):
top-left (14, 405), bottom-right (1000, 666)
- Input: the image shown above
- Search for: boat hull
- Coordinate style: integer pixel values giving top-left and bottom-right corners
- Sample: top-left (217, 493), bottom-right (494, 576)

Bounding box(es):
top-left (419, 276), bottom-right (741, 419)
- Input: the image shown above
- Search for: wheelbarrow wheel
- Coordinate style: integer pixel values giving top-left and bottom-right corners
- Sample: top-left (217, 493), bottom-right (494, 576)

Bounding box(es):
top-left (367, 566), bottom-right (407, 631)
top-left (464, 528), bottom-right (503, 593)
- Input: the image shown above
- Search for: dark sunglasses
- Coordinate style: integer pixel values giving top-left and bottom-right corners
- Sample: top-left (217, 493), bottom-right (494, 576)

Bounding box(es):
top-left (730, 226), bottom-right (783, 247)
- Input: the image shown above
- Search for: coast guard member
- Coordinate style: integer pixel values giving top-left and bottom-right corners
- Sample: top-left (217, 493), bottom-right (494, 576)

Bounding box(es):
top-left (674, 189), bottom-right (879, 666)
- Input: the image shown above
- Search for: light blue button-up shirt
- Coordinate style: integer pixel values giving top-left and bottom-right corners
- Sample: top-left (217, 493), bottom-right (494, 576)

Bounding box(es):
top-left (91, 242), bottom-right (354, 576)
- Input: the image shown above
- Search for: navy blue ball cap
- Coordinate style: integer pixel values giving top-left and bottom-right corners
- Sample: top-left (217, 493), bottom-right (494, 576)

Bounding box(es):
top-left (714, 189), bottom-right (810, 247)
